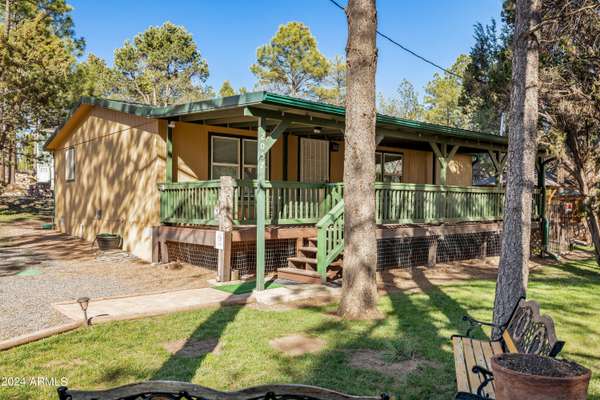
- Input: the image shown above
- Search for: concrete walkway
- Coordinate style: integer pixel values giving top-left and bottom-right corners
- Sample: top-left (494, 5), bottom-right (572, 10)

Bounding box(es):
top-left (52, 283), bottom-right (342, 324)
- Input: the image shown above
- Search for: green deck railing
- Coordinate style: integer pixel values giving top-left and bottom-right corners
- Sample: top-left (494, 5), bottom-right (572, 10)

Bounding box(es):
top-left (159, 180), bottom-right (221, 225)
top-left (374, 183), bottom-right (507, 224)
top-left (231, 180), bottom-right (343, 225)
top-left (316, 200), bottom-right (345, 282)
top-left (159, 180), bottom-right (537, 226)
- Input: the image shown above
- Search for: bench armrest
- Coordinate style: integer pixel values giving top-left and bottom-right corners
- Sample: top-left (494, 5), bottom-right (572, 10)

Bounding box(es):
top-left (472, 365), bottom-right (494, 399)
top-left (462, 315), bottom-right (501, 338)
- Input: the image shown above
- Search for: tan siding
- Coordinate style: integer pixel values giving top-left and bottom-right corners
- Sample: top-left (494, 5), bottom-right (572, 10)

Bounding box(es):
top-left (435, 154), bottom-right (473, 186)
top-left (53, 106), bottom-right (163, 261)
top-left (329, 141), bottom-right (344, 182)
top-left (287, 135), bottom-right (299, 181)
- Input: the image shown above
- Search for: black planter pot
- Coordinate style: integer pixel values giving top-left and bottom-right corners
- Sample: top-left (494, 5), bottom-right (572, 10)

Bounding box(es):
top-left (95, 233), bottom-right (122, 251)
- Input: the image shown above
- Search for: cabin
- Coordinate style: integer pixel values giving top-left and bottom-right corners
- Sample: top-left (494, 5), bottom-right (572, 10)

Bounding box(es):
top-left (44, 92), bottom-right (549, 289)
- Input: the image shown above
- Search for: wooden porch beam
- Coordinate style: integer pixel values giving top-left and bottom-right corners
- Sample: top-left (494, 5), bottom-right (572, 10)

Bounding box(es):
top-left (379, 128), bottom-right (507, 152)
top-left (166, 121), bottom-right (174, 183)
top-left (244, 107), bottom-right (345, 130)
top-left (264, 119), bottom-right (290, 151)
top-left (447, 144), bottom-right (460, 161)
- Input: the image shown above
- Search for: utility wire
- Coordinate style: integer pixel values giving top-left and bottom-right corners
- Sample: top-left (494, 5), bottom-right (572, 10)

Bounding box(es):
top-left (327, 0), bottom-right (463, 80)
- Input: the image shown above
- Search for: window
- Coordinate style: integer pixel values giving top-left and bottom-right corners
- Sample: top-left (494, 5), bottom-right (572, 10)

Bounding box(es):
top-left (210, 135), bottom-right (268, 179)
top-left (211, 136), bottom-right (240, 179)
top-left (375, 152), bottom-right (403, 182)
top-left (65, 147), bottom-right (75, 181)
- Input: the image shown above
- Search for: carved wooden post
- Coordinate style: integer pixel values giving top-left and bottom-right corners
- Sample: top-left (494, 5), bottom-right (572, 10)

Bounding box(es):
top-left (217, 176), bottom-right (234, 282)
top-left (427, 236), bottom-right (438, 267)
top-left (480, 232), bottom-right (488, 261)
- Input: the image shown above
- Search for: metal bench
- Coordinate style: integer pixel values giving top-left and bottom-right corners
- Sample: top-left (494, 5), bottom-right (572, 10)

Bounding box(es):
top-left (451, 298), bottom-right (565, 399)
top-left (57, 381), bottom-right (390, 400)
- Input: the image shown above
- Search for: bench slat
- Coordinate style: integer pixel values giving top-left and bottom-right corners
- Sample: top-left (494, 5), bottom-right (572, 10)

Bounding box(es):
top-left (462, 338), bottom-right (483, 393)
top-left (452, 337), bottom-right (471, 393)
top-left (491, 340), bottom-right (503, 355)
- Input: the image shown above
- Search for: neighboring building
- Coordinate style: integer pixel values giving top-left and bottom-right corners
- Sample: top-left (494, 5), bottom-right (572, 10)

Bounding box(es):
top-left (44, 92), bottom-right (548, 286)
top-left (35, 139), bottom-right (53, 187)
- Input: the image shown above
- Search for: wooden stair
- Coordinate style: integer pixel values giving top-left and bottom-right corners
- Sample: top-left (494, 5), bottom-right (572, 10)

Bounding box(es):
top-left (277, 238), bottom-right (343, 284)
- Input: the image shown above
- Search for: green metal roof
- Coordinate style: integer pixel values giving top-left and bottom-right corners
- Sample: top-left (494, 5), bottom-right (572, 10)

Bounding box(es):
top-left (45, 91), bottom-right (508, 149)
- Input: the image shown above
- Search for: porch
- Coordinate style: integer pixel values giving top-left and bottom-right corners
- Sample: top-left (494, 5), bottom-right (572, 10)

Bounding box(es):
top-left (155, 179), bottom-right (541, 284)
top-left (151, 92), bottom-right (549, 289)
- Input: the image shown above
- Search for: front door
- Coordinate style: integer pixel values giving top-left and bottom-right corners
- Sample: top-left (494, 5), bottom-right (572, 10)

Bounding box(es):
top-left (300, 138), bottom-right (329, 183)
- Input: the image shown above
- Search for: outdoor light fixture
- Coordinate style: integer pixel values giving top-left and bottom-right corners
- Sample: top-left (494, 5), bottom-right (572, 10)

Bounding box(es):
top-left (168, 121), bottom-right (176, 128)
top-left (313, 127), bottom-right (322, 134)
top-left (77, 297), bottom-right (90, 326)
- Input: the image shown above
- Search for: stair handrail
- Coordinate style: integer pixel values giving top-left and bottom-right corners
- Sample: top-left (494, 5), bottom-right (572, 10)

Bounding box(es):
top-left (316, 199), bottom-right (345, 282)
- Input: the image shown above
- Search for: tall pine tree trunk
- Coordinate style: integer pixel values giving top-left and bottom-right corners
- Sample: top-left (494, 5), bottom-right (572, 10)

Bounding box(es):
top-left (0, 148), bottom-right (5, 185)
top-left (566, 130), bottom-right (600, 265)
top-left (493, 0), bottom-right (541, 333)
top-left (337, 0), bottom-right (379, 319)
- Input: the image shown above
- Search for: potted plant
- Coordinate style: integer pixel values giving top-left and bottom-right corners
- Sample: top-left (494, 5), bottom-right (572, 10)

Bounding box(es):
top-left (95, 233), bottom-right (122, 251)
top-left (492, 353), bottom-right (591, 400)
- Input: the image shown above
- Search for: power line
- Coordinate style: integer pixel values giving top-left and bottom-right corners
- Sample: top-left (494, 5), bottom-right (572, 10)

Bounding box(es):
top-left (327, 0), bottom-right (463, 80)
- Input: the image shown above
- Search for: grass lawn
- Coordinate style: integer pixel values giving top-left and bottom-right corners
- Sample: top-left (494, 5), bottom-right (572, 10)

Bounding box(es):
top-left (214, 279), bottom-right (282, 294)
top-left (1, 256), bottom-right (599, 400)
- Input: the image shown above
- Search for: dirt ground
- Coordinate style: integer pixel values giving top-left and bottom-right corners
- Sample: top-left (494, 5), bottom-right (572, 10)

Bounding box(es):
top-left (0, 218), bottom-right (216, 340)
top-left (0, 220), bottom-right (215, 291)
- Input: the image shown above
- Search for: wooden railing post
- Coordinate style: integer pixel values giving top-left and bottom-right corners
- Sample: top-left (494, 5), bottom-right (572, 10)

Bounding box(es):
top-left (217, 176), bottom-right (234, 282)
top-left (427, 235), bottom-right (438, 267)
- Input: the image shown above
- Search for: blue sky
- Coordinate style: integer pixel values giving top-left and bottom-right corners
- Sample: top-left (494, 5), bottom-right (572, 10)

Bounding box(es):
top-left (69, 0), bottom-right (503, 98)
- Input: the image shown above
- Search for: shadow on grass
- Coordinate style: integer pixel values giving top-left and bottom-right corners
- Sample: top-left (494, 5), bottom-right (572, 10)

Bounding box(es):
top-left (267, 269), bottom-right (489, 399)
top-left (150, 295), bottom-right (244, 382)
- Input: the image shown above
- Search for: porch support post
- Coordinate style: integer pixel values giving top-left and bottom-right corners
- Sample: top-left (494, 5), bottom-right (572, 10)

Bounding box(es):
top-left (166, 121), bottom-right (174, 183)
top-left (431, 142), bottom-right (459, 185)
top-left (255, 117), bottom-right (268, 291)
top-left (217, 176), bottom-right (234, 282)
top-left (488, 150), bottom-right (507, 188)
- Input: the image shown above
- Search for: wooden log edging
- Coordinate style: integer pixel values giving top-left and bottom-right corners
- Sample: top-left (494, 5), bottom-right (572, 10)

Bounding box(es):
top-left (0, 320), bottom-right (83, 352)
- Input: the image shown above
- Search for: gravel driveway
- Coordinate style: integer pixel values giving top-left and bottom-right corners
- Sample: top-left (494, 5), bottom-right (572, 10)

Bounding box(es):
top-left (0, 221), bottom-right (215, 340)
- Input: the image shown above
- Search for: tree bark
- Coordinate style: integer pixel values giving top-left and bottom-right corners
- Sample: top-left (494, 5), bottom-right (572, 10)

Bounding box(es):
top-left (10, 139), bottom-right (16, 180)
top-left (566, 130), bottom-right (600, 265)
top-left (0, 149), bottom-right (5, 185)
top-left (493, 0), bottom-right (541, 334)
top-left (337, 0), bottom-right (380, 319)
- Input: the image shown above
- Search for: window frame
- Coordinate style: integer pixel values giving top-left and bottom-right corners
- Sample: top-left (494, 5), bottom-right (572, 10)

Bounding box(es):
top-left (210, 135), bottom-right (240, 179)
top-left (375, 151), bottom-right (404, 183)
top-left (65, 147), bottom-right (76, 182)
top-left (209, 134), bottom-right (269, 180)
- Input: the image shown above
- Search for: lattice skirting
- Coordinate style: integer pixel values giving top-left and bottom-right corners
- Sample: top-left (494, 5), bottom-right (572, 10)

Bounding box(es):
top-left (165, 239), bottom-right (297, 275)
top-left (166, 241), bottom-right (218, 270)
top-left (165, 228), bottom-right (541, 274)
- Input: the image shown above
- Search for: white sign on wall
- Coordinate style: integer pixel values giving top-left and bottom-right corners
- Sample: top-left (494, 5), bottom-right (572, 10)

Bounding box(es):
top-left (214, 230), bottom-right (225, 250)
